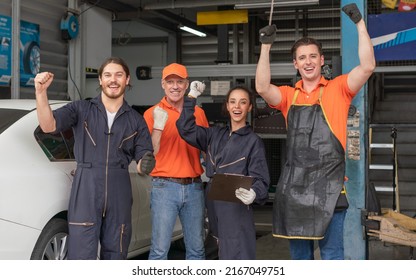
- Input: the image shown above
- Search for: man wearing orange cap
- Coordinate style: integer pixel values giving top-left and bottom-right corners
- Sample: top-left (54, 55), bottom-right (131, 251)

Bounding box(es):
top-left (143, 63), bottom-right (209, 260)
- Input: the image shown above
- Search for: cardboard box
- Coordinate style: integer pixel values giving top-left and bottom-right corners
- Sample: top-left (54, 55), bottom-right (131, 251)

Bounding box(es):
top-left (210, 81), bottom-right (230, 96)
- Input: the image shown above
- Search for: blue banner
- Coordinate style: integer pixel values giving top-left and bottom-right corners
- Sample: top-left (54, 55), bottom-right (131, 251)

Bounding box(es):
top-left (0, 14), bottom-right (40, 87)
top-left (368, 11), bottom-right (416, 62)
top-left (20, 19), bottom-right (40, 87)
top-left (0, 15), bottom-right (12, 86)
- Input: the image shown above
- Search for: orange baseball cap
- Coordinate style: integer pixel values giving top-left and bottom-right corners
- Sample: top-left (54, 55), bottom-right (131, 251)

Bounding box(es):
top-left (162, 63), bottom-right (188, 79)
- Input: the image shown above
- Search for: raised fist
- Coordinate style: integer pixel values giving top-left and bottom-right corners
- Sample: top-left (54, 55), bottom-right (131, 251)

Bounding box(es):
top-left (259, 24), bottom-right (277, 45)
top-left (34, 72), bottom-right (54, 93)
top-left (188, 81), bottom-right (205, 98)
top-left (153, 106), bottom-right (168, 131)
top-left (342, 3), bottom-right (362, 24)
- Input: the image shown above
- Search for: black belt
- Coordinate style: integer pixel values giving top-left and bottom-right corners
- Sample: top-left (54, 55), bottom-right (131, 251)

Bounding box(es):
top-left (153, 176), bottom-right (202, 185)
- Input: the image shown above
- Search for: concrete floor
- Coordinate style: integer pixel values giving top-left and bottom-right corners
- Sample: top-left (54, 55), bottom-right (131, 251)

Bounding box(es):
top-left (255, 231), bottom-right (415, 260)
top-left (253, 203), bottom-right (415, 260)
top-left (134, 203), bottom-right (415, 260)
top-left (367, 239), bottom-right (415, 260)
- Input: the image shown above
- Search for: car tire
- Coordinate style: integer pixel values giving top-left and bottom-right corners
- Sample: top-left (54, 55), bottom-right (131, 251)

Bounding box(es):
top-left (30, 218), bottom-right (68, 260)
top-left (22, 41), bottom-right (40, 75)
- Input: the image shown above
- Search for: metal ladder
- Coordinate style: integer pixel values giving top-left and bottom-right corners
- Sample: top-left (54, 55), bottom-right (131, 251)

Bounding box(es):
top-left (369, 125), bottom-right (400, 211)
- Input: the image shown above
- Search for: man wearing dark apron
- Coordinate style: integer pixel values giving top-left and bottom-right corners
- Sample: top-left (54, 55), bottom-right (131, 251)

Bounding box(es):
top-left (255, 4), bottom-right (375, 259)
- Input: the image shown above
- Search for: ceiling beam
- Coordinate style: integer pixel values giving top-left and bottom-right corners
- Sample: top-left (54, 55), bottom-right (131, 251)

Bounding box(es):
top-left (143, 0), bottom-right (262, 10)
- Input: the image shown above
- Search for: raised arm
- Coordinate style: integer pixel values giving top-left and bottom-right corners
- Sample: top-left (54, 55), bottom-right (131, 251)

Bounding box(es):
top-left (342, 3), bottom-right (376, 93)
top-left (176, 81), bottom-right (210, 152)
top-left (34, 72), bottom-right (56, 133)
top-left (255, 24), bottom-right (282, 106)
top-left (150, 106), bottom-right (168, 156)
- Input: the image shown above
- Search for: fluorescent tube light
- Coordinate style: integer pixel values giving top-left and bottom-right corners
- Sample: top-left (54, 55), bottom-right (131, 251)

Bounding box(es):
top-left (178, 25), bottom-right (207, 37)
top-left (234, 0), bottom-right (319, 9)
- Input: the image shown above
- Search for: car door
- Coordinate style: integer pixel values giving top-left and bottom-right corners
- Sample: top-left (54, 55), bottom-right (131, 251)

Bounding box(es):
top-left (128, 167), bottom-right (152, 253)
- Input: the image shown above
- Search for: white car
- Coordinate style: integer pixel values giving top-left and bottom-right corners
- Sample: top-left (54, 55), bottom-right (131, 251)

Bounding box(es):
top-left (0, 99), bottom-right (184, 260)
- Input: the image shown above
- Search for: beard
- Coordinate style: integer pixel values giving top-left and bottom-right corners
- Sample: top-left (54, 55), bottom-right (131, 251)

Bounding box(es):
top-left (102, 83), bottom-right (126, 99)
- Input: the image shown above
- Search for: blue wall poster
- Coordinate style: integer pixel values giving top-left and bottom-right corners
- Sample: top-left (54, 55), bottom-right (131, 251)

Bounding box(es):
top-left (368, 11), bottom-right (416, 62)
top-left (20, 19), bottom-right (40, 87)
top-left (0, 14), bottom-right (40, 87)
top-left (0, 15), bottom-right (12, 86)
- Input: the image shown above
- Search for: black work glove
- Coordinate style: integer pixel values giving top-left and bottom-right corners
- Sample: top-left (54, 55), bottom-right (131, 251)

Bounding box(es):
top-left (259, 24), bottom-right (277, 45)
top-left (139, 151), bottom-right (155, 175)
top-left (342, 3), bottom-right (362, 24)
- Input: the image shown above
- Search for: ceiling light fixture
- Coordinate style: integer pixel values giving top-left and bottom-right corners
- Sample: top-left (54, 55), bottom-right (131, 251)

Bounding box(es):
top-left (178, 25), bottom-right (207, 37)
top-left (234, 0), bottom-right (319, 9)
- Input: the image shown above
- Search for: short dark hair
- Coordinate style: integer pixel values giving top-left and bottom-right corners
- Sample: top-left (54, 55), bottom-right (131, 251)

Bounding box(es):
top-left (291, 37), bottom-right (323, 59)
top-left (98, 57), bottom-right (130, 78)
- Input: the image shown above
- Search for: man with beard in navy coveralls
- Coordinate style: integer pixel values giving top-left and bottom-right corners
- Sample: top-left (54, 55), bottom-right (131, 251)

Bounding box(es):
top-left (34, 57), bottom-right (155, 259)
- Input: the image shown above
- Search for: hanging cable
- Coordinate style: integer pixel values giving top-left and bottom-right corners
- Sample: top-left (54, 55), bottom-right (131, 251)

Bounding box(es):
top-left (77, 0), bottom-right (104, 17)
top-left (67, 47), bottom-right (82, 100)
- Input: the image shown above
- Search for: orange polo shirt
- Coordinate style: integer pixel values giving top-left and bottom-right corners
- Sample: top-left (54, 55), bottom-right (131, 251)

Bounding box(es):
top-left (272, 75), bottom-right (356, 151)
top-left (144, 97), bottom-right (209, 178)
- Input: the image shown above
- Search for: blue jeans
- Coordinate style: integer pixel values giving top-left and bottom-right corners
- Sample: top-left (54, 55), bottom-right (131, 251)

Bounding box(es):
top-left (148, 178), bottom-right (205, 260)
top-left (289, 210), bottom-right (347, 260)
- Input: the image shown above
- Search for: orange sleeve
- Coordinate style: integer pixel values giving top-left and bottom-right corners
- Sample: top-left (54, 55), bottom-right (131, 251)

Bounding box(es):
top-left (195, 106), bottom-right (209, 128)
top-left (270, 85), bottom-right (292, 120)
top-left (143, 106), bottom-right (155, 134)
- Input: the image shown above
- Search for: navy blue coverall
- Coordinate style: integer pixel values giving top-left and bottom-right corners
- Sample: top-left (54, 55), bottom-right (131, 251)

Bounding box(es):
top-left (52, 95), bottom-right (153, 259)
top-left (177, 97), bottom-right (270, 260)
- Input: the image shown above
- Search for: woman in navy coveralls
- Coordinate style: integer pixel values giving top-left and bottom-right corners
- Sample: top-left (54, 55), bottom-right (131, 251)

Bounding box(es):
top-left (177, 85), bottom-right (270, 260)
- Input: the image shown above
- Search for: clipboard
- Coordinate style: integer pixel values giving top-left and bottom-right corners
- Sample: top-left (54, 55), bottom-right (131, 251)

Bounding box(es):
top-left (208, 173), bottom-right (253, 203)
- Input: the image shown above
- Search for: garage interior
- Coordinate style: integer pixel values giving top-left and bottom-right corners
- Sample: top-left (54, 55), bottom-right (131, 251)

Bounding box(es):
top-left (1, 0), bottom-right (415, 260)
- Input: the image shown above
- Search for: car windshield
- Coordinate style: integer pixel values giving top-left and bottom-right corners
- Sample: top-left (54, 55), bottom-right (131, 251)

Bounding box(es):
top-left (0, 108), bottom-right (30, 134)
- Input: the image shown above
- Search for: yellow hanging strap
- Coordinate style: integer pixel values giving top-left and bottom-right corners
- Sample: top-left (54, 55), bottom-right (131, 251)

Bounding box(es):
top-left (341, 184), bottom-right (347, 195)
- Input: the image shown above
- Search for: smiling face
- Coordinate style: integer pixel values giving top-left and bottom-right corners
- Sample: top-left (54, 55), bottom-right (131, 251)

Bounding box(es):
top-left (161, 75), bottom-right (189, 106)
top-left (226, 88), bottom-right (252, 130)
top-left (99, 62), bottom-right (130, 100)
top-left (293, 44), bottom-right (325, 83)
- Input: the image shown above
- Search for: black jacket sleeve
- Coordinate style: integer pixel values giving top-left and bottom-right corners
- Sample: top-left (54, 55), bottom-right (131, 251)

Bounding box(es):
top-left (176, 96), bottom-right (211, 152)
top-left (248, 136), bottom-right (271, 205)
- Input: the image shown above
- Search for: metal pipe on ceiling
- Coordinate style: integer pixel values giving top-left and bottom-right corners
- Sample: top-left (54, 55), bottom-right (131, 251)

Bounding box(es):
top-left (142, 0), bottom-right (271, 10)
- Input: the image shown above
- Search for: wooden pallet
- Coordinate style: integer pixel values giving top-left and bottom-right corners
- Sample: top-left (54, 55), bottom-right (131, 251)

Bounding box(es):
top-left (368, 209), bottom-right (416, 248)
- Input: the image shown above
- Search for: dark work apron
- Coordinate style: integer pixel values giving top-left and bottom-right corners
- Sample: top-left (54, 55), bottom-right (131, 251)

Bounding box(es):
top-left (273, 87), bottom-right (345, 239)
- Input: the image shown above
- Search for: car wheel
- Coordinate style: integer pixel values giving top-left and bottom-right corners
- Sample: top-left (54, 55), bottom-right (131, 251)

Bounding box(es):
top-left (30, 218), bottom-right (68, 260)
top-left (23, 41), bottom-right (40, 75)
